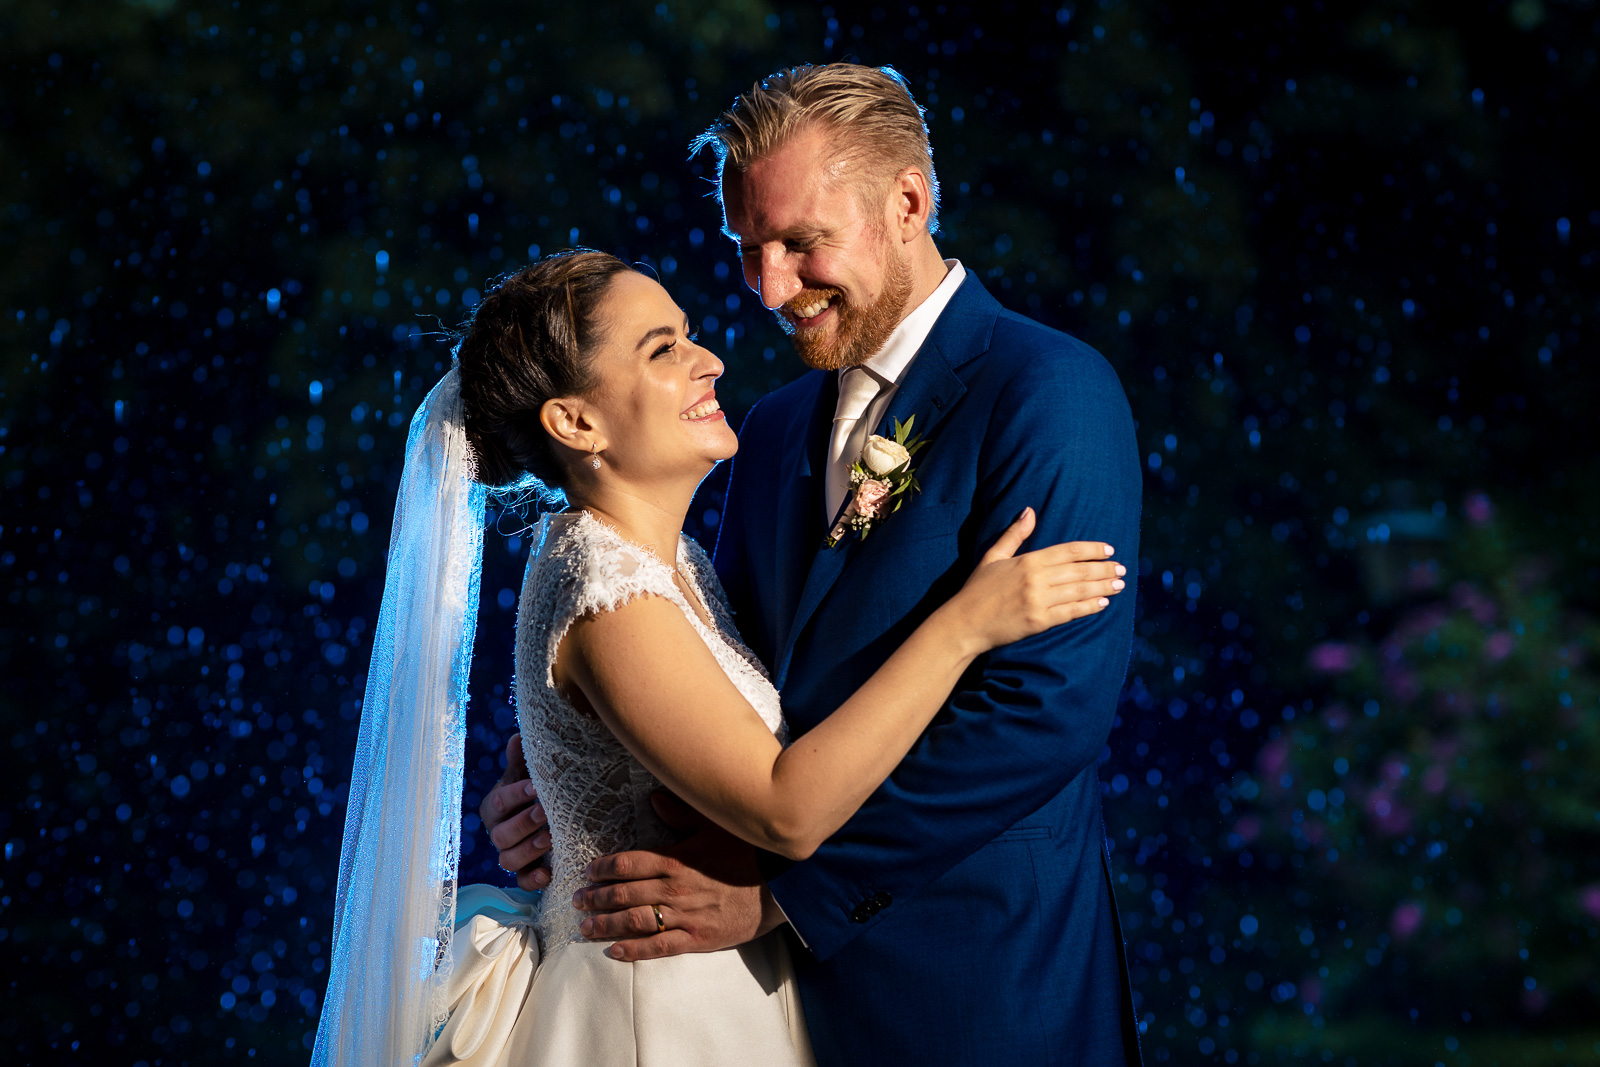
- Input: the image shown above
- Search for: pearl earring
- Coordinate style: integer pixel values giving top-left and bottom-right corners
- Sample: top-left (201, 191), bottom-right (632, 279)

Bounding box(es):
top-left (590, 444), bottom-right (602, 470)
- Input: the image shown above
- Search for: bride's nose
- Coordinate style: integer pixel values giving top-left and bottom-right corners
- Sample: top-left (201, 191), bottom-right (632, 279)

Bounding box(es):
top-left (691, 339), bottom-right (724, 381)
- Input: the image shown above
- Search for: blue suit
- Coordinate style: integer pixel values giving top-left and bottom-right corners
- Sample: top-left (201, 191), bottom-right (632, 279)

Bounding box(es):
top-left (714, 274), bottom-right (1143, 1065)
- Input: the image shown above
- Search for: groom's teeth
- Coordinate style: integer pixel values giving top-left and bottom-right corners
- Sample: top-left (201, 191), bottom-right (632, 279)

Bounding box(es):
top-left (792, 296), bottom-right (832, 320)
top-left (681, 398), bottom-right (721, 420)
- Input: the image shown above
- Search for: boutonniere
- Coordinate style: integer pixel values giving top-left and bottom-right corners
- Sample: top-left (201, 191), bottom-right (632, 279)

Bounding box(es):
top-left (825, 416), bottom-right (928, 548)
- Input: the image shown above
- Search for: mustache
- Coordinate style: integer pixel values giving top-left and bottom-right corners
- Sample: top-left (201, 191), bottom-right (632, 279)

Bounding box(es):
top-left (779, 288), bottom-right (842, 319)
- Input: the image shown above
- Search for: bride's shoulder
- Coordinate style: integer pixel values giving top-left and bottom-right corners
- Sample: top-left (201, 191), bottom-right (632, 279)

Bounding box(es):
top-left (535, 511), bottom-right (676, 617)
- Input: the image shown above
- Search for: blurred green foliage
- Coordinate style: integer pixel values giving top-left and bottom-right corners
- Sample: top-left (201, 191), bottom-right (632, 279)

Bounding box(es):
top-left (1234, 507), bottom-right (1600, 1061)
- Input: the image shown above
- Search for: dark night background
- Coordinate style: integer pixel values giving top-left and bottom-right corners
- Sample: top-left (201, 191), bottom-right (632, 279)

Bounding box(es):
top-left (4, 0), bottom-right (1598, 1063)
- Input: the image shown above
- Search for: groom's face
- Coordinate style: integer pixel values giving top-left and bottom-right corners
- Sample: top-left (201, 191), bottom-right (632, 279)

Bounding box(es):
top-left (720, 124), bottom-right (912, 371)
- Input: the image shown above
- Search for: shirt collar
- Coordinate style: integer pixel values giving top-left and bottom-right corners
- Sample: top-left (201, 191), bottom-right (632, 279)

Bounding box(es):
top-left (849, 259), bottom-right (966, 387)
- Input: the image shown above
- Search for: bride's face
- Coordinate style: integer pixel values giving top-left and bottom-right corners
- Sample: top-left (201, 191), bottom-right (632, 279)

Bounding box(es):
top-left (581, 271), bottom-right (738, 482)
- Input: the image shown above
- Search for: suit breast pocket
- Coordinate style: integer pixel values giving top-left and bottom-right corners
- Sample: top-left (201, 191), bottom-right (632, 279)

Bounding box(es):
top-left (856, 502), bottom-right (968, 631)
top-left (866, 501), bottom-right (965, 547)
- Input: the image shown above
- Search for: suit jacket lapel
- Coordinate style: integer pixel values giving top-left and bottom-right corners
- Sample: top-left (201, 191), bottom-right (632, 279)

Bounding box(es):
top-left (773, 274), bottom-right (996, 690)
top-left (769, 371), bottom-right (835, 672)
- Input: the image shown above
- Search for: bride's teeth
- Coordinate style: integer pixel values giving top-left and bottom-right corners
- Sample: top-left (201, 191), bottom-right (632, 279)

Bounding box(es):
top-left (681, 398), bottom-right (721, 420)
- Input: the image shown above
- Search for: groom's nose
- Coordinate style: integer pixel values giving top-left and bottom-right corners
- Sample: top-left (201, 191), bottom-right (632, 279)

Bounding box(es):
top-left (748, 250), bottom-right (801, 311)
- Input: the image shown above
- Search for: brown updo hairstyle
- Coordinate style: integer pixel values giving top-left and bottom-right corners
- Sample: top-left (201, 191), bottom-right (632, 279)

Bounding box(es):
top-left (455, 250), bottom-right (638, 490)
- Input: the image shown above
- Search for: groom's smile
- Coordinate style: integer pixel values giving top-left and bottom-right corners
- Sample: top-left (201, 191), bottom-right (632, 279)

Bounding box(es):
top-left (719, 125), bottom-right (912, 371)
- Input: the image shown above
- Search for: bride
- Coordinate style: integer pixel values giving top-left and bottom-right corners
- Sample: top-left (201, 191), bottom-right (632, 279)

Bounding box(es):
top-left (311, 250), bottom-right (1124, 1066)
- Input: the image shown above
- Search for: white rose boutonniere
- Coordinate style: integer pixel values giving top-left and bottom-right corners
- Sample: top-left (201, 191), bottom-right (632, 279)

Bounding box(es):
top-left (861, 435), bottom-right (912, 475)
top-left (825, 415), bottom-right (927, 548)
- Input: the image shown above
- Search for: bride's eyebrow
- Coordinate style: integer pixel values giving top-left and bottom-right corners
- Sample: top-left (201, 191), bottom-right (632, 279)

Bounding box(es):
top-left (634, 324), bottom-right (677, 350)
top-left (634, 315), bottom-right (692, 351)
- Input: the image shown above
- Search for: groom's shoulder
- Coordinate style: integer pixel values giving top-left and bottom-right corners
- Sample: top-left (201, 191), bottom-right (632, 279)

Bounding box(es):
top-left (976, 307), bottom-right (1128, 410)
top-left (739, 368), bottom-right (828, 434)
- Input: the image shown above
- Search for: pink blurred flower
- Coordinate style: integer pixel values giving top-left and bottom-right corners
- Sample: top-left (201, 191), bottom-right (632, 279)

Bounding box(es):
top-left (1522, 988), bottom-right (1548, 1015)
top-left (1308, 642), bottom-right (1357, 673)
top-left (1383, 666), bottom-right (1420, 704)
top-left (1380, 757), bottom-right (1410, 784)
top-left (1299, 975), bottom-right (1323, 1006)
top-left (1485, 631), bottom-right (1515, 661)
top-left (1396, 605), bottom-right (1452, 642)
top-left (1579, 884), bottom-right (1600, 921)
top-left (1366, 787), bottom-right (1412, 836)
top-left (1464, 491), bottom-right (1493, 525)
top-left (1233, 815), bottom-right (1262, 844)
top-left (1422, 765), bottom-right (1448, 794)
top-left (1257, 738), bottom-right (1290, 784)
top-left (852, 478), bottom-right (891, 519)
top-left (1390, 901), bottom-right (1425, 941)
top-left (1451, 582), bottom-right (1497, 625)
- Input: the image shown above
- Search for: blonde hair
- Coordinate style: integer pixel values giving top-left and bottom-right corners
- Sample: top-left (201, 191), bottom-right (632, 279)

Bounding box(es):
top-left (689, 63), bottom-right (941, 234)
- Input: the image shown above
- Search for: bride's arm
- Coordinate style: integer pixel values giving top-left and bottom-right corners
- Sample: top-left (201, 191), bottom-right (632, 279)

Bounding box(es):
top-left (556, 510), bottom-right (1123, 861)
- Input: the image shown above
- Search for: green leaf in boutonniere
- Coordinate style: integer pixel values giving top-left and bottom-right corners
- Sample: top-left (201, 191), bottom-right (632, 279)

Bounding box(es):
top-left (823, 416), bottom-right (927, 548)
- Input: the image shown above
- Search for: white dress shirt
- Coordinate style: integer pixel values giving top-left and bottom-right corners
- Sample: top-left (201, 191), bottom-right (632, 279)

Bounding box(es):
top-left (824, 259), bottom-right (967, 522)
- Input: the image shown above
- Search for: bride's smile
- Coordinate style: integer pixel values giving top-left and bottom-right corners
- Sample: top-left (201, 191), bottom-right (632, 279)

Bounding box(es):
top-left (543, 270), bottom-right (738, 498)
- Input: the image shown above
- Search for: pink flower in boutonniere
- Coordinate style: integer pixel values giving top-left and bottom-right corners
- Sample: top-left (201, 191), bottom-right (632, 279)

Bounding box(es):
top-left (853, 478), bottom-right (892, 519)
top-left (824, 415), bottom-right (927, 548)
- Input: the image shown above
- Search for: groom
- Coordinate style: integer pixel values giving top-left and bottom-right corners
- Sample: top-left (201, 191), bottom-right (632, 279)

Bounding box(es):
top-left (483, 64), bottom-right (1143, 1064)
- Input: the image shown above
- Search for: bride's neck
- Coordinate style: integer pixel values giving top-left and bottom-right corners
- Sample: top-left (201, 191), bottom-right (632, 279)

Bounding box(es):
top-left (565, 482), bottom-right (692, 563)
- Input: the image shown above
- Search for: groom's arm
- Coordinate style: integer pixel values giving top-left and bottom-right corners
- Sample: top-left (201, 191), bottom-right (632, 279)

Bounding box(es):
top-left (764, 340), bottom-right (1142, 961)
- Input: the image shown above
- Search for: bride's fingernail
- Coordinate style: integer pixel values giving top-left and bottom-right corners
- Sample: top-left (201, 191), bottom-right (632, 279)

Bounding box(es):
top-left (1111, 579), bottom-right (1125, 591)
top-left (1103, 544), bottom-right (1115, 556)
top-left (1115, 564), bottom-right (1127, 576)
top-left (524, 781), bottom-right (537, 797)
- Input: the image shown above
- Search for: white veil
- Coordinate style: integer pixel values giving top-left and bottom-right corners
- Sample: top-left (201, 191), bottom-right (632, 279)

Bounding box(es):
top-left (312, 365), bottom-right (487, 1065)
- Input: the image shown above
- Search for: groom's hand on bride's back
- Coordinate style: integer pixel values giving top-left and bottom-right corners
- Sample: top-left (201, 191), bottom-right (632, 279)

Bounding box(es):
top-left (571, 790), bottom-right (783, 961)
top-left (480, 733), bottom-right (552, 891)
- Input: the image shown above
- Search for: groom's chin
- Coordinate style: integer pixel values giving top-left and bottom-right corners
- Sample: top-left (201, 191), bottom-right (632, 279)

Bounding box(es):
top-left (792, 329), bottom-right (867, 372)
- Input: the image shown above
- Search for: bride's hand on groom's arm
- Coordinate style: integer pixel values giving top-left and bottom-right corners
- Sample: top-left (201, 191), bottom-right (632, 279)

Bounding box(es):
top-left (480, 733), bottom-right (553, 891)
top-left (571, 790), bottom-right (782, 961)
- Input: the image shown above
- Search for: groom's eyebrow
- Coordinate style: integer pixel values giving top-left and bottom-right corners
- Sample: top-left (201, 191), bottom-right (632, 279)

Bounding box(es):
top-left (722, 224), bottom-right (828, 250)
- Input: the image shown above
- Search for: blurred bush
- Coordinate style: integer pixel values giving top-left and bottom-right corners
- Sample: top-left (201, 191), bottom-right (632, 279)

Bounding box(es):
top-left (1234, 498), bottom-right (1600, 1061)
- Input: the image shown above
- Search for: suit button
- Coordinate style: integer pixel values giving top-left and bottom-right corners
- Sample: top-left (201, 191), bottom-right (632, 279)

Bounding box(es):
top-left (873, 891), bottom-right (892, 909)
top-left (850, 904), bottom-right (872, 924)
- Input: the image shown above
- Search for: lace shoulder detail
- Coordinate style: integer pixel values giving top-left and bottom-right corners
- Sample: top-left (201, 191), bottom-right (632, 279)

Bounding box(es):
top-left (529, 511), bottom-right (681, 687)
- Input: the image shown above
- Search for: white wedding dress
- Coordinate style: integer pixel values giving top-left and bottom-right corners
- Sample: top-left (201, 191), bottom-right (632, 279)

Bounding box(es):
top-left (422, 510), bottom-right (815, 1066)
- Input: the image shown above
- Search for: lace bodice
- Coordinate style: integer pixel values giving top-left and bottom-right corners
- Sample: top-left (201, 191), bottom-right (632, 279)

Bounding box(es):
top-left (513, 510), bottom-right (786, 950)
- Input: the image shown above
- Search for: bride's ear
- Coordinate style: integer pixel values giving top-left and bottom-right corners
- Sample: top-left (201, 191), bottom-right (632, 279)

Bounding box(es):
top-left (539, 397), bottom-right (603, 458)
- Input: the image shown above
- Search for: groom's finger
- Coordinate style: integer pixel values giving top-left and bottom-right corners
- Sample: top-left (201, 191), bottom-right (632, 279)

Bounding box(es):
top-left (502, 733), bottom-right (530, 782)
top-left (573, 875), bottom-right (669, 917)
top-left (584, 848), bottom-right (675, 886)
top-left (604, 929), bottom-right (699, 962)
top-left (579, 901), bottom-right (668, 941)
top-left (486, 799), bottom-right (546, 852)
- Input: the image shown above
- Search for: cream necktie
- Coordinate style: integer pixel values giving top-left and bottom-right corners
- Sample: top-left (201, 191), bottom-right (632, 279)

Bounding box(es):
top-left (826, 366), bottom-right (885, 522)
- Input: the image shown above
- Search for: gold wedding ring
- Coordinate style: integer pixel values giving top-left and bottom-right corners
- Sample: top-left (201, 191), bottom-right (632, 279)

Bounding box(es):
top-left (652, 903), bottom-right (666, 933)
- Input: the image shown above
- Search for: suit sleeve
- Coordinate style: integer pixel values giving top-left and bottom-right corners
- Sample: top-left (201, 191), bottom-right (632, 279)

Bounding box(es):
top-left (712, 397), bottom-right (764, 659)
top-left (762, 342), bottom-right (1142, 960)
